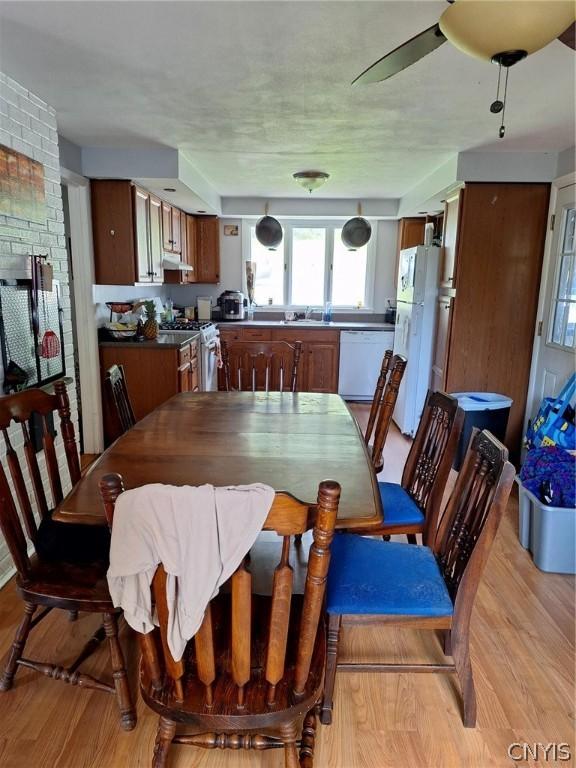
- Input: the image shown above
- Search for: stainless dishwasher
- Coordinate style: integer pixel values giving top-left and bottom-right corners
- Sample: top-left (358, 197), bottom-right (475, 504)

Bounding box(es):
top-left (338, 330), bottom-right (395, 401)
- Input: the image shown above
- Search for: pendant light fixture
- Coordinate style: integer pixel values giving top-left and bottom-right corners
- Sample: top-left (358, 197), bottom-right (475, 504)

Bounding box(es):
top-left (255, 203), bottom-right (283, 250)
top-left (293, 170), bottom-right (330, 194)
top-left (342, 203), bottom-right (372, 250)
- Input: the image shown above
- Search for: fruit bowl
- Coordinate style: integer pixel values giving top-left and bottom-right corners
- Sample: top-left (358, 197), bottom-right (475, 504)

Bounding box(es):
top-left (105, 322), bottom-right (137, 339)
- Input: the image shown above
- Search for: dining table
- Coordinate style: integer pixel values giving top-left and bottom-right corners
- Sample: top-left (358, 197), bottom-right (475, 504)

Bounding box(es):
top-left (53, 391), bottom-right (383, 529)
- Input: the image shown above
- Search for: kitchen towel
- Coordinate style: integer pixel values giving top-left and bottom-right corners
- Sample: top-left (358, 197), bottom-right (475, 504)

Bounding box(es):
top-left (107, 482), bottom-right (274, 661)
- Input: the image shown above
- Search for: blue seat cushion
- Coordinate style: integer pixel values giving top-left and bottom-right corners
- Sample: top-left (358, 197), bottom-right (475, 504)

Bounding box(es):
top-left (379, 482), bottom-right (425, 526)
top-left (326, 534), bottom-right (454, 617)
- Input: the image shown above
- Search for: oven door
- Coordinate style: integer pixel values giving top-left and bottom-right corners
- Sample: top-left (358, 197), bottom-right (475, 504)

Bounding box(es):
top-left (201, 339), bottom-right (219, 391)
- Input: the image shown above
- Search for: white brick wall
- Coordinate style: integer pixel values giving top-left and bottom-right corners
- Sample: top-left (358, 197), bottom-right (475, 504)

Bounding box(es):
top-left (0, 72), bottom-right (78, 586)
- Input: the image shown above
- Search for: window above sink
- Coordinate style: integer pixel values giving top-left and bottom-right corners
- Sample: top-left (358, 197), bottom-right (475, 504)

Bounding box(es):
top-left (244, 219), bottom-right (376, 311)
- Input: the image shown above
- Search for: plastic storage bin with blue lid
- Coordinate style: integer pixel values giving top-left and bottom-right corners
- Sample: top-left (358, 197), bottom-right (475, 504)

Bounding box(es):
top-left (450, 392), bottom-right (513, 470)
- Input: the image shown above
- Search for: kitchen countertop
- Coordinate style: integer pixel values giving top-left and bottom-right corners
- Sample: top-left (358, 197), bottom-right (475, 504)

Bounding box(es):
top-left (99, 331), bottom-right (200, 349)
top-left (216, 320), bottom-right (395, 331)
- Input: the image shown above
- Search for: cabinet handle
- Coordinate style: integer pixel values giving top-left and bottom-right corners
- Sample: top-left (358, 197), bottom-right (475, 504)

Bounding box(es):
top-left (109, 229), bottom-right (115, 236)
top-left (153, 272), bottom-right (158, 276)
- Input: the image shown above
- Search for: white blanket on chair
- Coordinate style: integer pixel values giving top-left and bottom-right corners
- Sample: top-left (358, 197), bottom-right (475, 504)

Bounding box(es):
top-left (107, 483), bottom-right (274, 661)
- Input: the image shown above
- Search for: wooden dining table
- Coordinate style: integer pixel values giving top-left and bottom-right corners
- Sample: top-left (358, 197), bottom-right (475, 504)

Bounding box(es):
top-left (54, 391), bottom-right (383, 529)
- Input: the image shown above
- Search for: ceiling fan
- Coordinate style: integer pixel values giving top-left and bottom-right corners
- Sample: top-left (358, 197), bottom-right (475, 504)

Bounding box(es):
top-left (354, 0), bottom-right (575, 136)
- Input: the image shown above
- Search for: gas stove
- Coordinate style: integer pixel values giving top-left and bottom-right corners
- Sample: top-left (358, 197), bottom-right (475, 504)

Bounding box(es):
top-left (159, 320), bottom-right (212, 332)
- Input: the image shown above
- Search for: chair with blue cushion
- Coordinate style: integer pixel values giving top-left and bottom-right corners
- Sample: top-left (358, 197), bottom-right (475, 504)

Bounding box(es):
top-left (349, 391), bottom-right (464, 545)
top-left (321, 429), bottom-right (515, 728)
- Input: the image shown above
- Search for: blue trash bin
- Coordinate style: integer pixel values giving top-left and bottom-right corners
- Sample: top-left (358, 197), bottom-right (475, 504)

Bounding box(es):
top-left (451, 392), bottom-right (513, 470)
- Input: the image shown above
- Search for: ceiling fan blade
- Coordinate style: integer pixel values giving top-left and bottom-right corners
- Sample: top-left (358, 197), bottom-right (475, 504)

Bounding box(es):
top-left (353, 23), bottom-right (447, 85)
top-left (558, 21), bottom-right (575, 50)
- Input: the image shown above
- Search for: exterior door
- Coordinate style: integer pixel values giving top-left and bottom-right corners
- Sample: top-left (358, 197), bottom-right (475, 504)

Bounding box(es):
top-left (526, 182), bottom-right (576, 424)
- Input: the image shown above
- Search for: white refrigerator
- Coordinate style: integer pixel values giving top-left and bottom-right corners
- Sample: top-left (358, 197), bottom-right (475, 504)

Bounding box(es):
top-left (393, 245), bottom-right (440, 437)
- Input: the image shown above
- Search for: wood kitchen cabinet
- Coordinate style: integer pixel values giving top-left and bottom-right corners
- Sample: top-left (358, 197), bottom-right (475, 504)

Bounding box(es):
top-left (397, 217), bottom-right (426, 251)
top-left (434, 182), bottom-right (550, 458)
top-left (92, 180), bottom-right (163, 284)
top-left (100, 337), bottom-right (199, 443)
top-left (196, 216), bottom-right (220, 283)
top-left (162, 202), bottom-right (182, 254)
top-left (217, 326), bottom-right (340, 393)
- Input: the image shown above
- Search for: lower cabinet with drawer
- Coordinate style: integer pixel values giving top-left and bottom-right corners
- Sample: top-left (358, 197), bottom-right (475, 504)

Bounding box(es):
top-left (217, 326), bottom-right (340, 393)
top-left (100, 337), bottom-right (199, 444)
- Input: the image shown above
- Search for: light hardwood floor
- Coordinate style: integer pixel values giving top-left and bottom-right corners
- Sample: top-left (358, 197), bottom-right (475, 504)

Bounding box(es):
top-left (0, 406), bottom-right (573, 768)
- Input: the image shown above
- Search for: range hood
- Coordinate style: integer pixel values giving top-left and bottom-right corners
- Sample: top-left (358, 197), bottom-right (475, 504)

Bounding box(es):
top-left (162, 254), bottom-right (194, 271)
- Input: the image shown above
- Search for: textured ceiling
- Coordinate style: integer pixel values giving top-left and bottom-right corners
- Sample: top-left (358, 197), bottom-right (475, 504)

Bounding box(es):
top-left (0, 1), bottom-right (574, 198)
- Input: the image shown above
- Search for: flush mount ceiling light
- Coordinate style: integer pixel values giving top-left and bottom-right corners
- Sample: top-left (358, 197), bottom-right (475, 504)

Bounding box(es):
top-left (255, 203), bottom-right (283, 250)
top-left (293, 171), bottom-right (330, 194)
top-left (342, 203), bottom-right (372, 251)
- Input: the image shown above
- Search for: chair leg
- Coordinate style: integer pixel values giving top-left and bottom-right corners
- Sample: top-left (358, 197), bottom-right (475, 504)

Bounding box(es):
top-left (281, 722), bottom-right (300, 768)
top-left (320, 613), bottom-right (341, 725)
top-left (0, 602), bottom-right (35, 691)
top-left (153, 716), bottom-right (176, 768)
top-left (452, 631), bottom-right (477, 728)
top-left (103, 612), bottom-right (136, 731)
top-left (299, 709), bottom-right (317, 767)
top-left (406, 534), bottom-right (418, 544)
top-left (294, 534), bottom-right (303, 547)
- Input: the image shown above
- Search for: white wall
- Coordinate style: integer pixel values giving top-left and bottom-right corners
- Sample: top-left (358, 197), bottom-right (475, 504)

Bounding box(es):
top-left (0, 72), bottom-right (77, 586)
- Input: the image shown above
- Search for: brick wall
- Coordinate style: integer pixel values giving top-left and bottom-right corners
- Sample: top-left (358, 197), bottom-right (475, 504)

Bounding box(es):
top-left (0, 72), bottom-right (78, 586)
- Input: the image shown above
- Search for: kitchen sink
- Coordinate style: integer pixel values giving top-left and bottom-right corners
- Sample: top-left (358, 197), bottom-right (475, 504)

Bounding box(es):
top-left (280, 319), bottom-right (333, 325)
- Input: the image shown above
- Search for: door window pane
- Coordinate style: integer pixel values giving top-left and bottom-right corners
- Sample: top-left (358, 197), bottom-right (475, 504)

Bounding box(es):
top-left (250, 227), bottom-right (284, 305)
top-left (332, 229), bottom-right (368, 307)
top-left (550, 207), bottom-right (576, 348)
top-left (291, 228), bottom-right (326, 306)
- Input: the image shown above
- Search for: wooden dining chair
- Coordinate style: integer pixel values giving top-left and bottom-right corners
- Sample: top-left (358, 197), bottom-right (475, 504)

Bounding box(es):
top-left (0, 382), bottom-right (135, 731)
top-left (221, 340), bottom-right (303, 392)
top-left (103, 363), bottom-right (136, 444)
top-left (369, 354), bottom-right (407, 472)
top-left (321, 429), bottom-right (515, 729)
top-left (364, 348), bottom-right (393, 445)
top-left (99, 473), bottom-right (341, 768)
top-left (347, 391), bottom-right (464, 545)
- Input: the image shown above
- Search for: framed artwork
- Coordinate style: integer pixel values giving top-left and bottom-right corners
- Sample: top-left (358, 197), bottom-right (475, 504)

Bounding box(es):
top-left (0, 144), bottom-right (46, 223)
top-left (224, 224), bottom-right (239, 236)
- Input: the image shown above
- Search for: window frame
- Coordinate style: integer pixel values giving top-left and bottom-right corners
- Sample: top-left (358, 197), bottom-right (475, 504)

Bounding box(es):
top-left (242, 218), bottom-right (376, 311)
top-left (547, 203), bottom-right (576, 351)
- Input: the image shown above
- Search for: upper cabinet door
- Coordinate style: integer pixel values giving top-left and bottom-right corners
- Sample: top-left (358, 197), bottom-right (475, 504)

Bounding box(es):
top-left (91, 180), bottom-right (137, 285)
top-left (133, 186), bottom-right (151, 282)
top-left (149, 195), bottom-right (163, 283)
top-left (186, 215), bottom-right (198, 283)
top-left (196, 217), bottom-right (220, 283)
top-left (171, 207), bottom-right (182, 254)
top-left (440, 190), bottom-right (463, 290)
top-left (162, 202), bottom-right (173, 251)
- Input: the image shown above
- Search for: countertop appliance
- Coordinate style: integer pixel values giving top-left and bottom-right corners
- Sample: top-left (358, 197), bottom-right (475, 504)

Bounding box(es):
top-left (338, 329), bottom-right (395, 401)
top-left (197, 297), bottom-right (212, 321)
top-left (393, 245), bottom-right (440, 437)
top-left (218, 290), bottom-right (246, 321)
top-left (159, 321), bottom-right (220, 391)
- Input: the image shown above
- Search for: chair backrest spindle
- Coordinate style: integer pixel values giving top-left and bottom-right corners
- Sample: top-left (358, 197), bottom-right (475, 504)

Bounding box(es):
top-left (371, 354), bottom-right (407, 471)
top-left (221, 340), bottom-right (302, 393)
top-left (365, 349), bottom-right (393, 445)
